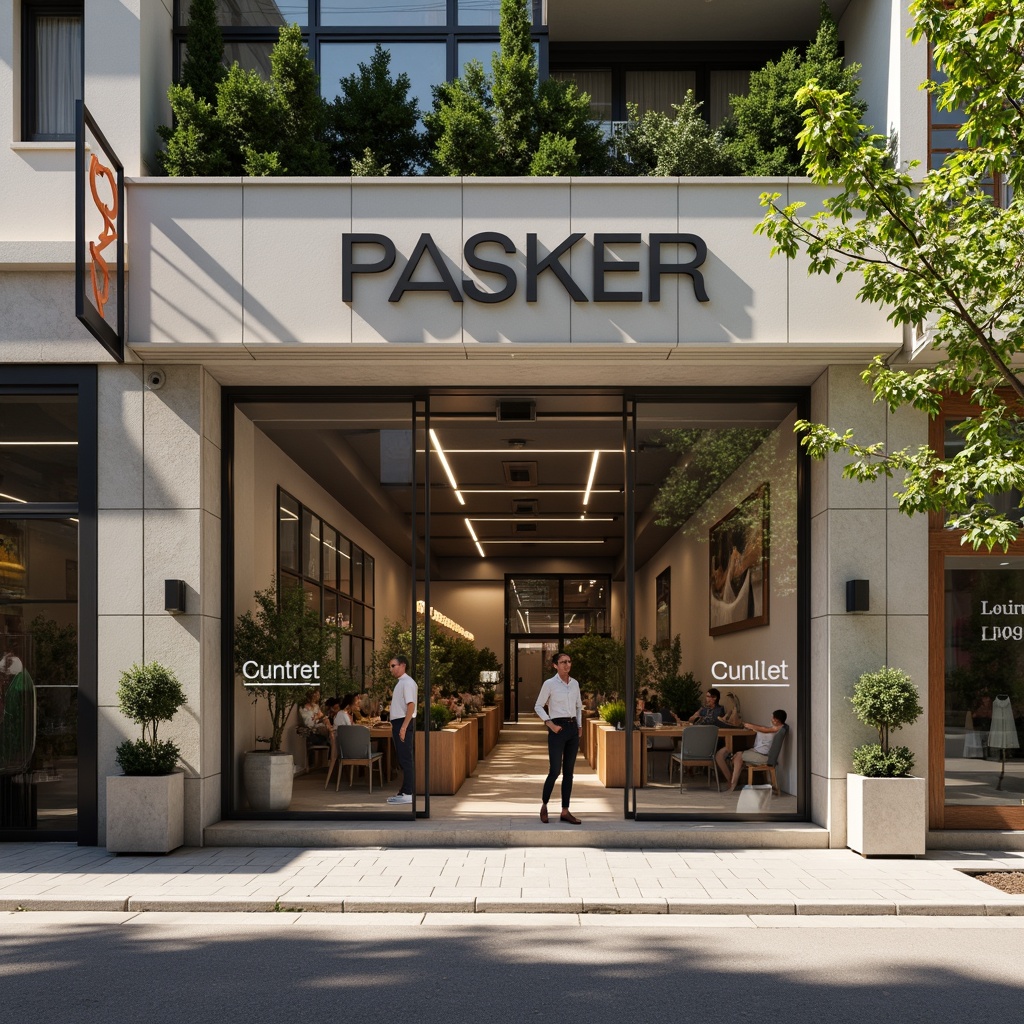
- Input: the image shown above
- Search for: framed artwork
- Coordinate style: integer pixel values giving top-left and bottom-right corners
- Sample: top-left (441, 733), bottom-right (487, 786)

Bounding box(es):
top-left (709, 483), bottom-right (769, 636)
top-left (655, 568), bottom-right (670, 647)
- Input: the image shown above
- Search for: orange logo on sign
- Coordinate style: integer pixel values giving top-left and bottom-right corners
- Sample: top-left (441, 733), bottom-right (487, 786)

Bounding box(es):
top-left (88, 153), bottom-right (118, 317)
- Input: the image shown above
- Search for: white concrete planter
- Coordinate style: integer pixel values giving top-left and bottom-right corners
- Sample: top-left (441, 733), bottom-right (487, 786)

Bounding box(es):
top-left (242, 750), bottom-right (294, 811)
top-left (846, 773), bottom-right (926, 857)
top-left (106, 770), bottom-right (185, 854)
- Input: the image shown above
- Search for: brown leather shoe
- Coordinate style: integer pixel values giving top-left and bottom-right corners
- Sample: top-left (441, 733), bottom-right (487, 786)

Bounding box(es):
top-left (560, 810), bottom-right (581, 825)
top-left (540, 805), bottom-right (549, 823)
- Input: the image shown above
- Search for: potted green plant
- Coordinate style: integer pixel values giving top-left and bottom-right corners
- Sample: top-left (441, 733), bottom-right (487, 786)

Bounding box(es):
top-left (846, 666), bottom-right (926, 857)
top-left (106, 662), bottom-right (187, 853)
top-left (234, 580), bottom-right (340, 811)
top-left (598, 699), bottom-right (628, 730)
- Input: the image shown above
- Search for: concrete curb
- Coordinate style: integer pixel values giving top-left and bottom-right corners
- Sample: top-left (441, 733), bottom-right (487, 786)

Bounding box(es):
top-left (4, 895), bottom-right (1024, 915)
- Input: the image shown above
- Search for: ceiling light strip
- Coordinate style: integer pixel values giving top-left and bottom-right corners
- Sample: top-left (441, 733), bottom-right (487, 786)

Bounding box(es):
top-left (429, 428), bottom-right (465, 506)
top-left (582, 451), bottom-right (600, 506)
top-left (464, 517), bottom-right (486, 559)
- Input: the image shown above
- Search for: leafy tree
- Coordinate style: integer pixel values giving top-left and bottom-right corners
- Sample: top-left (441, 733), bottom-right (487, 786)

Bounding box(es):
top-left (327, 45), bottom-right (423, 175)
top-left (849, 666), bottom-right (922, 777)
top-left (179, 0), bottom-right (225, 106)
top-left (159, 24), bottom-right (331, 177)
top-left (114, 662), bottom-right (187, 776)
top-left (613, 97), bottom-right (735, 176)
top-left (565, 633), bottom-right (625, 700)
top-left (426, 0), bottom-right (607, 175)
top-left (234, 580), bottom-right (341, 751)
top-left (726, 2), bottom-right (862, 175)
top-left (757, 0), bottom-right (1024, 550)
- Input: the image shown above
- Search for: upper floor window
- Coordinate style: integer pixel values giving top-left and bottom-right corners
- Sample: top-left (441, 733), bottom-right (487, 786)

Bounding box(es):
top-left (22, 1), bottom-right (83, 141)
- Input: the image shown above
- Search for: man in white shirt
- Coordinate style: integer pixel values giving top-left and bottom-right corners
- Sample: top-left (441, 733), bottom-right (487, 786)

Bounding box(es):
top-left (386, 655), bottom-right (417, 805)
top-left (534, 651), bottom-right (583, 824)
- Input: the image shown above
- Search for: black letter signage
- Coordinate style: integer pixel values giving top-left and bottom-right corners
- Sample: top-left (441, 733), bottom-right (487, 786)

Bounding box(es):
top-left (389, 233), bottom-right (463, 302)
top-left (649, 233), bottom-right (709, 302)
top-left (526, 233), bottom-right (587, 302)
top-left (463, 232), bottom-right (517, 303)
top-left (342, 233), bottom-right (396, 302)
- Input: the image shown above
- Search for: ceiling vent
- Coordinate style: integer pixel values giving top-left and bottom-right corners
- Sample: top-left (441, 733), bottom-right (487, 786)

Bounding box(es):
top-left (512, 499), bottom-right (539, 515)
top-left (496, 399), bottom-right (536, 422)
top-left (503, 462), bottom-right (538, 486)
top-left (514, 522), bottom-right (538, 533)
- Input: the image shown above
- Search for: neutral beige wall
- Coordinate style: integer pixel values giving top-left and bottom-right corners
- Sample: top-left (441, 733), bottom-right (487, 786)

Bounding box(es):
top-left (424, 581), bottom-right (505, 669)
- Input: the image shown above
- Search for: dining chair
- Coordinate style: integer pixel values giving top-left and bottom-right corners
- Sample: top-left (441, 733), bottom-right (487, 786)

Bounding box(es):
top-left (670, 725), bottom-right (720, 792)
top-left (329, 725), bottom-right (384, 792)
top-left (644, 713), bottom-right (676, 781)
top-left (744, 723), bottom-right (788, 795)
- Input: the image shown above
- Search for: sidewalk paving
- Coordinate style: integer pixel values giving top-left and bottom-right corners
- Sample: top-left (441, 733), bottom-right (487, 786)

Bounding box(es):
top-left (3, 844), bottom-right (1024, 916)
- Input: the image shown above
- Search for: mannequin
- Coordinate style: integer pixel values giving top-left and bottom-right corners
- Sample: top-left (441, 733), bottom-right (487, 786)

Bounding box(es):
top-left (988, 695), bottom-right (1019, 790)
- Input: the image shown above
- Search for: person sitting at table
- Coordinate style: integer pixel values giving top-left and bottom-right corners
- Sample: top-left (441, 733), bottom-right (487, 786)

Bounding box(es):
top-left (715, 709), bottom-right (787, 792)
top-left (334, 693), bottom-right (357, 729)
top-left (688, 688), bottom-right (725, 726)
top-left (323, 696), bottom-right (342, 724)
top-left (298, 688), bottom-right (335, 762)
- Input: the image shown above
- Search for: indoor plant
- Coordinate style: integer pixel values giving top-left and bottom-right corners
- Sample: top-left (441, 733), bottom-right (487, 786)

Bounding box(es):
top-left (598, 699), bottom-right (628, 730)
top-left (106, 661), bottom-right (187, 853)
top-left (234, 579), bottom-right (340, 811)
top-left (846, 666), bottom-right (926, 857)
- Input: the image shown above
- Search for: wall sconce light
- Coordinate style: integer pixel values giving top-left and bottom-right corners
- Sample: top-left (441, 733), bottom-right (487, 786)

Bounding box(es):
top-left (846, 579), bottom-right (869, 613)
top-left (165, 579), bottom-right (187, 614)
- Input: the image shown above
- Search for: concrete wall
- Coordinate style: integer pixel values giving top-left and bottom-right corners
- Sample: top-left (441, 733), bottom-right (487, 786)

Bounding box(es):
top-left (96, 363), bottom-right (220, 847)
top-left (809, 365), bottom-right (929, 847)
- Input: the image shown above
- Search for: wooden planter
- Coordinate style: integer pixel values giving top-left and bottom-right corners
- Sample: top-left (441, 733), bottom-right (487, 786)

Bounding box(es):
top-left (450, 719), bottom-right (477, 777)
top-left (586, 716), bottom-right (605, 768)
top-left (414, 727), bottom-right (468, 796)
top-left (596, 726), bottom-right (642, 789)
top-left (481, 705), bottom-right (502, 756)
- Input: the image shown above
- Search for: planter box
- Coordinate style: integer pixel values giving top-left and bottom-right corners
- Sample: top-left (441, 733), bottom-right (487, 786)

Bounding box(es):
top-left (847, 774), bottom-right (926, 857)
top-left (451, 719), bottom-right (478, 777)
top-left (242, 750), bottom-right (295, 811)
top-left (106, 770), bottom-right (184, 854)
top-left (481, 705), bottom-right (502, 756)
top-left (596, 726), bottom-right (642, 789)
top-left (415, 727), bottom-right (468, 795)
top-left (586, 716), bottom-right (604, 768)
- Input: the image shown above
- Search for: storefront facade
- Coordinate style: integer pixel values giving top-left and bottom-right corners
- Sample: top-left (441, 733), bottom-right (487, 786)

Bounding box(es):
top-left (3, 0), bottom-right (1021, 847)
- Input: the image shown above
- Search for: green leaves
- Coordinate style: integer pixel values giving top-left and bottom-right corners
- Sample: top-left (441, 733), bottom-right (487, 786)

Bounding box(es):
top-left (114, 663), bottom-right (187, 776)
top-left (850, 666), bottom-right (923, 757)
top-left (757, 2), bottom-right (1024, 548)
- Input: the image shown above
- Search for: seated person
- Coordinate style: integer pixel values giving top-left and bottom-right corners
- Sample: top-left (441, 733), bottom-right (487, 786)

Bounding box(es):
top-left (334, 693), bottom-right (357, 729)
top-left (715, 709), bottom-right (787, 792)
top-left (688, 688), bottom-right (725, 726)
top-left (298, 688), bottom-right (336, 759)
top-left (323, 696), bottom-right (342, 724)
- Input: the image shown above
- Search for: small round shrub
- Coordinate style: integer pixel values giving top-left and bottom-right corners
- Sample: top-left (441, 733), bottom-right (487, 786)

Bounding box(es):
top-left (598, 700), bottom-right (627, 728)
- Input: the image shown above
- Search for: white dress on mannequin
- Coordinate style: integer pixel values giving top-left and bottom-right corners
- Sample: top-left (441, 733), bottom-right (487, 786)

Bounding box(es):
top-left (987, 696), bottom-right (1019, 752)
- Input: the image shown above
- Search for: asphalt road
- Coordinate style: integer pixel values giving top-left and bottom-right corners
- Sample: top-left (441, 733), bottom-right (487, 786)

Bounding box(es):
top-left (3, 912), bottom-right (1022, 1024)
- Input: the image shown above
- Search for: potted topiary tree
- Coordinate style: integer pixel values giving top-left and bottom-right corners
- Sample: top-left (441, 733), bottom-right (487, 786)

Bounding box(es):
top-left (106, 662), bottom-right (187, 853)
top-left (846, 665), bottom-right (926, 857)
top-left (234, 580), bottom-right (340, 811)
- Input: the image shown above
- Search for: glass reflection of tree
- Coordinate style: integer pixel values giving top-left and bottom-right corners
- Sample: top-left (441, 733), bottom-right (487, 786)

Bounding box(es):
top-left (647, 424), bottom-right (797, 594)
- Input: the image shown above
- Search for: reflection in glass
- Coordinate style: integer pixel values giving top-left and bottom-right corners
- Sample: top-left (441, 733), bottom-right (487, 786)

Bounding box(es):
top-left (320, 41), bottom-right (445, 115)
top-left (321, 0), bottom-right (446, 26)
top-left (562, 577), bottom-right (607, 635)
top-left (202, 1), bottom-right (302, 27)
top-left (0, 396), bottom-right (78, 504)
top-left (301, 510), bottom-right (321, 580)
top-left (632, 401), bottom-right (799, 818)
top-left (458, 0), bottom-right (502, 25)
top-left (279, 492), bottom-right (299, 572)
top-left (0, 520), bottom-right (78, 832)
top-left (351, 545), bottom-right (364, 601)
top-left (944, 559), bottom-right (1024, 804)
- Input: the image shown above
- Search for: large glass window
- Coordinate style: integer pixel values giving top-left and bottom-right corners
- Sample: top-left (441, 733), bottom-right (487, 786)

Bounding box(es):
top-left (22, 2), bottom-right (83, 141)
top-left (321, 0), bottom-right (446, 26)
top-left (321, 41), bottom-right (445, 115)
top-left (943, 558), bottom-right (1024, 806)
top-left (1, 391), bottom-right (80, 835)
top-left (630, 400), bottom-right (801, 819)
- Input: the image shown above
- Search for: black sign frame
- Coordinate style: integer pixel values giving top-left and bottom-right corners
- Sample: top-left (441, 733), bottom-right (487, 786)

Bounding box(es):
top-left (75, 101), bottom-right (125, 362)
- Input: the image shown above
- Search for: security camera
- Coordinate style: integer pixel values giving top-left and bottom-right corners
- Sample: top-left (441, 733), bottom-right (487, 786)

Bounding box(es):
top-left (145, 368), bottom-right (166, 391)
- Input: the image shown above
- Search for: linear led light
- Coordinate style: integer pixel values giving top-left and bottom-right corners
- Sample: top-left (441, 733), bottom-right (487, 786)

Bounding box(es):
top-left (0, 492), bottom-right (27, 504)
top-left (429, 428), bottom-right (465, 506)
top-left (0, 441), bottom-right (78, 446)
top-left (466, 516), bottom-right (614, 522)
top-left (464, 518), bottom-right (486, 558)
top-left (482, 540), bottom-right (606, 545)
top-left (458, 488), bottom-right (617, 495)
top-left (583, 451), bottom-right (600, 506)
top-left (278, 506), bottom-right (298, 521)
top-left (416, 447), bottom-right (621, 454)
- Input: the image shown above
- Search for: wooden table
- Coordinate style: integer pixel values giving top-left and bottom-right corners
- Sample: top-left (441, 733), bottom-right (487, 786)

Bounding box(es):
top-left (638, 724), bottom-right (755, 787)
